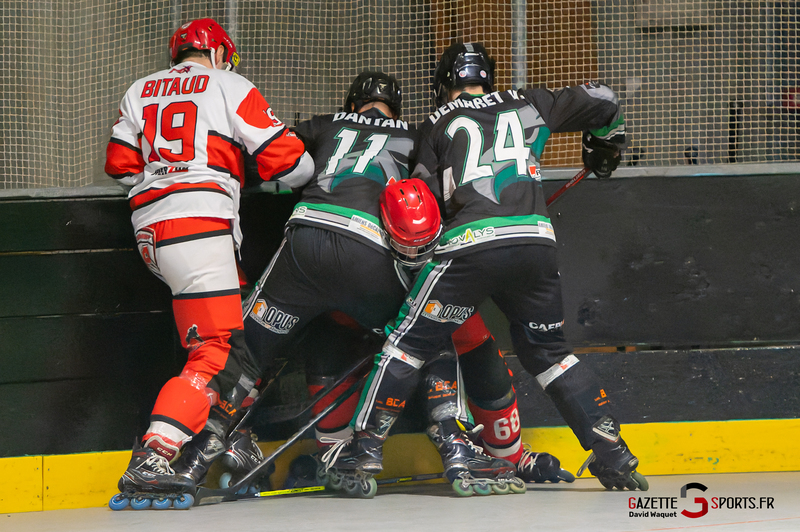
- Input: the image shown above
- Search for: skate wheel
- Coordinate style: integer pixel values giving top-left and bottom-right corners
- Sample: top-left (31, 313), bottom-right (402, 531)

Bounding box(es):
top-left (219, 472), bottom-right (233, 489)
top-left (151, 497), bottom-right (172, 510)
top-left (359, 477), bottom-right (377, 499)
top-left (172, 493), bottom-right (195, 510)
top-left (315, 468), bottom-right (329, 488)
top-left (451, 478), bottom-right (474, 497)
top-left (492, 481), bottom-right (511, 495)
top-left (473, 481), bottom-right (493, 496)
top-left (108, 493), bottom-right (129, 511)
top-left (632, 471), bottom-right (649, 492)
top-left (342, 477), bottom-right (359, 496)
top-left (329, 473), bottom-right (344, 491)
top-left (509, 478), bottom-right (527, 494)
top-left (130, 496), bottom-right (152, 510)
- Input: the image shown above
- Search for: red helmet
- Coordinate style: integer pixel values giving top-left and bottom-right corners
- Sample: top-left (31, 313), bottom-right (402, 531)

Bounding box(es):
top-left (169, 18), bottom-right (240, 70)
top-left (380, 179), bottom-right (443, 267)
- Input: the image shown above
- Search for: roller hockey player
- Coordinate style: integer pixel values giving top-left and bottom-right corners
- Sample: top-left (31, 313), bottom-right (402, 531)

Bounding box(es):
top-left (380, 178), bottom-right (573, 485)
top-left (325, 43), bottom-right (647, 494)
top-left (174, 72), bottom-right (414, 495)
top-left (319, 179), bottom-right (526, 497)
top-left (105, 18), bottom-right (313, 510)
top-left (240, 69), bottom-right (415, 380)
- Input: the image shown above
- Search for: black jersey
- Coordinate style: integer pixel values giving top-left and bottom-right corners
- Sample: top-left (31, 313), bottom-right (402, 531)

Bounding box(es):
top-left (412, 82), bottom-right (623, 257)
top-left (288, 108), bottom-right (418, 251)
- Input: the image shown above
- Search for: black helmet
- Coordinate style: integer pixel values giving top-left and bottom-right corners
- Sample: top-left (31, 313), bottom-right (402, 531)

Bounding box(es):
top-left (343, 71), bottom-right (403, 118)
top-left (433, 42), bottom-right (495, 107)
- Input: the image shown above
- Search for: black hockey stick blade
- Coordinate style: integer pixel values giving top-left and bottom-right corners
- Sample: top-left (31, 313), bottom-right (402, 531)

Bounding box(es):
top-left (546, 167), bottom-right (592, 207)
top-left (193, 370), bottom-right (369, 506)
top-left (376, 472), bottom-right (444, 486)
top-left (258, 354), bottom-right (372, 424)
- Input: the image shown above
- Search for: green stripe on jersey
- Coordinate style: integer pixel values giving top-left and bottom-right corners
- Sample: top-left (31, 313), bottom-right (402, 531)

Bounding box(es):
top-left (438, 214), bottom-right (555, 253)
top-left (289, 202), bottom-right (386, 247)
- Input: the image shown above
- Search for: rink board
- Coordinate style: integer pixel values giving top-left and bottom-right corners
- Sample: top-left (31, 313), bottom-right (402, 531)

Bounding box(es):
top-left (3, 418), bottom-right (800, 514)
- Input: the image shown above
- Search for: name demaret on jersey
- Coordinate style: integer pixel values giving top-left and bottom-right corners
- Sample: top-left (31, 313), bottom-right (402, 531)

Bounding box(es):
top-left (333, 112), bottom-right (409, 130)
top-left (428, 90), bottom-right (524, 124)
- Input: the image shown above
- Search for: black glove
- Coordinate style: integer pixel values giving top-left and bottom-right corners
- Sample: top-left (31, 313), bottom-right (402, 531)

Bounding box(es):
top-left (582, 132), bottom-right (623, 179)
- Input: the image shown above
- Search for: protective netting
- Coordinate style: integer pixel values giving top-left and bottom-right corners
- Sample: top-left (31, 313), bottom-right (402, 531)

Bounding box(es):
top-left (1, 0), bottom-right (797, 189)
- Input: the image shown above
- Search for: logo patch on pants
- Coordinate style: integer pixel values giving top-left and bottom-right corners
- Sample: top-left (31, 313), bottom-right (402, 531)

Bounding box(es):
top-left (136, 227), bottom-right (161, 277)
top-left (421, 300), bottom-right (474, 325)
top-left (250, 299), bottom-right (299, 334)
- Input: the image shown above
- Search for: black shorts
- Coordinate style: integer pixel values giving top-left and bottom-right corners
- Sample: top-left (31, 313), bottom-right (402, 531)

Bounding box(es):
top-left (243, 225), bottom-right (406, 370)
top-left (387, 243), bottom-right (570, 374)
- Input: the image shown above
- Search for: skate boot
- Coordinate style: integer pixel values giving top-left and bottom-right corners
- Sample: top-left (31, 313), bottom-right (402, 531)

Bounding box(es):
top-left (171, 429), bottom-right (226, 487)
top-left (577, 416), bottom-right (648, 491)
top-left (218, 428), bottom-right (274, 493)
top-left (427, 420), bottom-right (526, 496)
top-left (317, 432), bottom-right (381, 498)
top-left (108, 442), bottom-right (196, 510)
top-left (516, 444), bottom-right (575, 483)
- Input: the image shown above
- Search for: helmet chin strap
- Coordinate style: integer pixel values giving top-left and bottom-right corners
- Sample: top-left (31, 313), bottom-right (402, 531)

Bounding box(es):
top-left (210, 47), bottom-right (217, 69)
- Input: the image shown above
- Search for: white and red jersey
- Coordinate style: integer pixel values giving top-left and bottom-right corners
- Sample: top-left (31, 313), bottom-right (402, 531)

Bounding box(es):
top-left (105, 60), bottom-right (311, 245)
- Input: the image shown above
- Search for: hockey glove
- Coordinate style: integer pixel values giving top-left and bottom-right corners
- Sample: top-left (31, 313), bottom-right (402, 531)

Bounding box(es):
top-left (582, 132), bottom-right (623, 179)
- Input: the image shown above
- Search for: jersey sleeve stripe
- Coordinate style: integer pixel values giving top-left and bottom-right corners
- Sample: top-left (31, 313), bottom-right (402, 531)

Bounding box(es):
top-left (105, 138), bottom-right (145, 178)
top-left (207, 131), bottom-right (245, 183)
top-left (129, 182), bottom-right (230, 211)
top-left (268, 151), bottom-right (303, 181)
top-left (252, 129), bottom-right (306, 180)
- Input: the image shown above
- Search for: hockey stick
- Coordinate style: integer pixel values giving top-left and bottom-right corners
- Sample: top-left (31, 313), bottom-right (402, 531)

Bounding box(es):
top-left (219, 472), bottom-right (444, 502)
top-left (226, 358), bottom-right (290, 436)
top-left (194, 368), bottom-right (370, 506)
top-left (545, 167), bottom-right (592, 207)
top-left (377, 472), bottom-right (444, 486)
top-left (229, 353), bottom-right (372, 434)
top-left (257, 354), bottom-right (373, 424)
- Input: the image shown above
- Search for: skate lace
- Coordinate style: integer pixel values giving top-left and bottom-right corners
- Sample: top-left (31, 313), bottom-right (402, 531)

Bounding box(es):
top-left (459, 425), bottom-right (489, 457)
top-left (518, 443), bottom-right (540, 472)
top-left (143, 453), bottom-right (175, 475)
top-left (319, 435), bottom-right (353, 472)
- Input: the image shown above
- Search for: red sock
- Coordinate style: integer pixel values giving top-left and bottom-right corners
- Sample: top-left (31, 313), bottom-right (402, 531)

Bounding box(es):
top-left (468, 397), bottom-right (523, 464)
top-left (309, 376), bottom-right (360, 448)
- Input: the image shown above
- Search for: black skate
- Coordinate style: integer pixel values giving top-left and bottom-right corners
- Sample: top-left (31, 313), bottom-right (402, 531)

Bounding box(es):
top-left (427, 421), bottom-right (526, 496)
top-left (171, 429), bottom-right (226, 487)
top-left (218, 428), bottom-right (274, 494)
top-left (109, 442), bottom-right (196, 510)
top-left (577, 417), bottom-right (648, 491)
top-left (516, 444), bottom-right (575, 483)
top-left (317, 432), bottom-right (380, 498)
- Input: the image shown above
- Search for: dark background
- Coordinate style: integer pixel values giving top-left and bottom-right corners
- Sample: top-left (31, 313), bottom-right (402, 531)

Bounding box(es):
top-left (1, 174), bottom-right (798, 456)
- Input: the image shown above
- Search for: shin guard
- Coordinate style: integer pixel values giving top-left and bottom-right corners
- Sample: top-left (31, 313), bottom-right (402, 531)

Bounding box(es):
top-left (352, 345), bottom-right (423, 437)
top-left (536, 354), bottom-right (614, 450)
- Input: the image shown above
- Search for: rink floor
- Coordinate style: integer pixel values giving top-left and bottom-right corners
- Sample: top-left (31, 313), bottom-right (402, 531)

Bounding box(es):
top-left (4, 471), bottom-right (799, 532)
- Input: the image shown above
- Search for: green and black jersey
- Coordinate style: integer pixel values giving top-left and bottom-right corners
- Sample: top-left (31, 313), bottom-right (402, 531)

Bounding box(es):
top-left (412, 82), bottom-right (624, 258)
top-left (288, 108), bottom-right (418, 251)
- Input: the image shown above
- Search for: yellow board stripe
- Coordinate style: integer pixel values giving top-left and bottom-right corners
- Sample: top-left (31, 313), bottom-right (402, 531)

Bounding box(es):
top-left (3, 419), bottom-right (800, 514)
